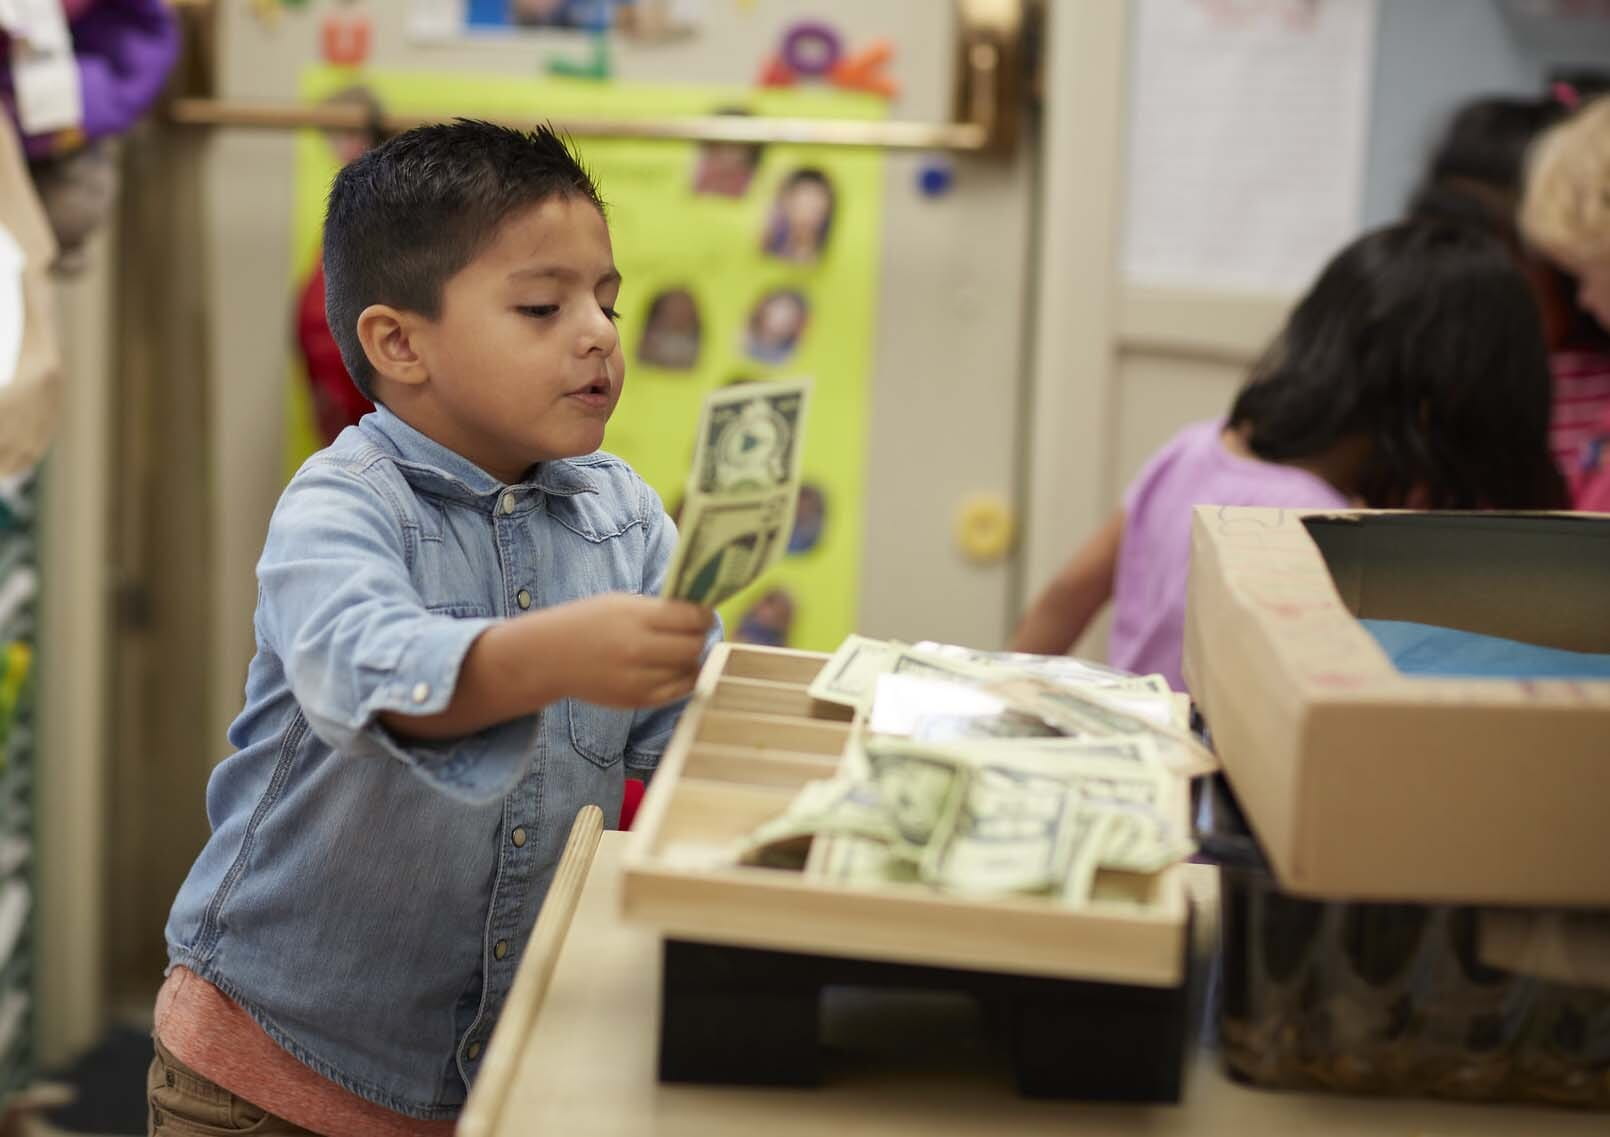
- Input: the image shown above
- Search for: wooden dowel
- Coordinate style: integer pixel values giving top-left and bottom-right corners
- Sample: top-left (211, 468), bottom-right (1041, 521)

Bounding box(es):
top-left (456, 804), bottom-right (605, 1137)
top-left (165, 96), bottom-right (992, 152)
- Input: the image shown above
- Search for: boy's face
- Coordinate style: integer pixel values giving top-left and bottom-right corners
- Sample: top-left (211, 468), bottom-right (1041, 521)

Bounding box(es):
top-left (411, 196), bottom-right (625, 482)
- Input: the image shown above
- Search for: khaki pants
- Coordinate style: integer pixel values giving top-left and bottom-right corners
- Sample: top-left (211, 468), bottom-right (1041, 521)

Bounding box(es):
top-left (148, 1038), bottom-right (318, 1136)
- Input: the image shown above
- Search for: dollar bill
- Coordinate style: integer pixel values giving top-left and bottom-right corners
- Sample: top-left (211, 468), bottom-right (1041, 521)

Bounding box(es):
top-left (663, 378), bottom-right (812, 606)
top-left (690, 378), bottom-right (810, 496)
top-left (1099, 806), bottom-right (1196, 874)
top-left (810, 832), bottom-right (917, 887)
top-left (926, 735), bottom-right (1163, 767)
top-left (865, 737), bottom-right (1194, 880)
top-left (751, 742), bottom-right (1194, 900)
top-left (806, 634), bottom-right (907, 708)
top-left (1062, 809), bottom-right (1118, 906)
top-left (865, 745), bottom-right (967, 854)
top-left (739, 776), bottom-right (895, 870)
top-left (921, 760), bottom-right (1089, 895)
top-left (663, 489), bottom-right (794, 607)
top-left (912, 640), bottom-right (1171, 695)
top-left (990, 674), bottom-right (1218, 777)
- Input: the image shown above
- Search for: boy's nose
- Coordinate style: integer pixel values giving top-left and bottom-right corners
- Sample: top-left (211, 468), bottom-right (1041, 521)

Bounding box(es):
top-left (579, 306), bottom-right (620, 355)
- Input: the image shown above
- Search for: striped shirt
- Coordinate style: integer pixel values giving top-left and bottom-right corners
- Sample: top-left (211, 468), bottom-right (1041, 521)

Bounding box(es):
top-left (1550, 351), bottom-right (1610, 503)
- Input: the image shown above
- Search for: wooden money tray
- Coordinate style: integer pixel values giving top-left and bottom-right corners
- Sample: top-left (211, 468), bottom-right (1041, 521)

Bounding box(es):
top-left (621, 643), bottom-right (1192, 987)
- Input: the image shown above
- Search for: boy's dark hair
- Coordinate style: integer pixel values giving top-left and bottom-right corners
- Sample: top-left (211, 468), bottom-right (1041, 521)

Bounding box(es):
top-left (1229, 220), bottom-right (1567, 511)
top-left (323, 119), bottom-right (604, 399)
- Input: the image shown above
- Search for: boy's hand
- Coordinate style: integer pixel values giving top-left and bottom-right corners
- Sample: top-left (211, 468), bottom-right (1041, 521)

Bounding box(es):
top-left (548, 594), bottom-right (714, 708)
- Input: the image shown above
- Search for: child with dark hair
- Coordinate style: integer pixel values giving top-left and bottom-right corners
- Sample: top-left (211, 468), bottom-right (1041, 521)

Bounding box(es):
top-left (1407, 93), bottom-right (1610, 493)
top-left (1012, 220), bottom-right (1565, 690)
top-left (151, 121), bottom-right (717, 1133)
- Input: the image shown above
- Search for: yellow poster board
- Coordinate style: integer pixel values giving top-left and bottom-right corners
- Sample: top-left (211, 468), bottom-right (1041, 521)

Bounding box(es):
top-left (288, 69), bottom-right (885, 651)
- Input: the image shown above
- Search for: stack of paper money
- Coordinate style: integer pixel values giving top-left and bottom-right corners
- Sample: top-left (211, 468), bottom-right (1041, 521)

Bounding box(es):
top-left (662, 378), bottom-right (811, 607)
top-left (734, 637), bottom-right (1213, 906)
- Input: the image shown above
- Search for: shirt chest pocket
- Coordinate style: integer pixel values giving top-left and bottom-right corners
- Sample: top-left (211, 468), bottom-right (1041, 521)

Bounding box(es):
top-left (566, 699), bottom-right (635, 769)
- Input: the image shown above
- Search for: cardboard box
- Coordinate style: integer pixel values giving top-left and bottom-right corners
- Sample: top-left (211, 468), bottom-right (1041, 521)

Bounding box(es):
top-left (1183, 507), bottom-right (1610, 906)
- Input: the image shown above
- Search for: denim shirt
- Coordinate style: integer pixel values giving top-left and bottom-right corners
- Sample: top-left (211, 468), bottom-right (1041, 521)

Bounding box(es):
top-left (164, 408), bottom-right (717, 1119)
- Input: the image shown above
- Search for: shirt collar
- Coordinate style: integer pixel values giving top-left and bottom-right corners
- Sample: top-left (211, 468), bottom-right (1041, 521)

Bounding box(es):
top-left (358, 406), bottom-right (600, 505)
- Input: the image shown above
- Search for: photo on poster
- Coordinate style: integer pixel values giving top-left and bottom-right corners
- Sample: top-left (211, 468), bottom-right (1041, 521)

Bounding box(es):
top-left (636, 287), bottom-right (702, 370)
top-left (736, 588), bottom-right (796, 647)
top-left (692, 108), bottom-right (764, 198)
top-left (744, 288), bottom-right (809, 364)
top-left (409, 0), bottom-right (614, 37)
top-left (788, 483), bottom-right (825, 555)
top-left (762, 168), bottom-right (834, 263)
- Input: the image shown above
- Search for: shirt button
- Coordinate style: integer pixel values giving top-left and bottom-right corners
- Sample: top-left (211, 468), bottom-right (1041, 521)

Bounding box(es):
top-left (500, 491), bottom-right (516, 515)
top-left (516, 589), bottom-right (532, 610)
top-left (494, 940), bottom-right (509, 961)
top-left (511, 827), bottom-right (527, 848)
top-left (411, 682), bottom-right (430, 704)
top-left (467, 1041), bottom-right (482, 1061)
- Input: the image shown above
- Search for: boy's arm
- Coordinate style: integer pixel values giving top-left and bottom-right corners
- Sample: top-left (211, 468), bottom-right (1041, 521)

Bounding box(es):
top-left (259, 463), bottom-right (708, 802)
top-left (1008, 509), bottom-right (1125, 656)
top-left (623, 487), bottom-right (723, 781)
top-left (377, 595), bottom-right (711, 741)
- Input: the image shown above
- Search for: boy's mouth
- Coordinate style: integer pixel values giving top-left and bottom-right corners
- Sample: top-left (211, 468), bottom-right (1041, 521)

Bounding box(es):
top-left (566, 375), bottom-right (613, 409)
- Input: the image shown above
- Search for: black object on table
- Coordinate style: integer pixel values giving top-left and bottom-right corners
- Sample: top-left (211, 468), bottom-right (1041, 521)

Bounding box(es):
top-left (657, 934), bottom-right (1193, 1103)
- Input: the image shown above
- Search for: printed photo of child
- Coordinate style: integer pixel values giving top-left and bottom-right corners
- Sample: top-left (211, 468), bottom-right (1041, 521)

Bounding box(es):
top-left (736, 588), bottom-right (796, 647)
top-left (744, 288), bottom-right (809, 364)
top-left (637, 287), bottom-right (702, 370)
top-left (693, 108), bottom-right (764, 198)
top-left (762, 168), bottom-right (834, 263)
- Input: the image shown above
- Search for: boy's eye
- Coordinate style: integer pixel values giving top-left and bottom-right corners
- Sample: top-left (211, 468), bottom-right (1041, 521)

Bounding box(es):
top-left (603, 307), bottom-right (622, 322)
top-left (518, 305), bottom-right (559, 318)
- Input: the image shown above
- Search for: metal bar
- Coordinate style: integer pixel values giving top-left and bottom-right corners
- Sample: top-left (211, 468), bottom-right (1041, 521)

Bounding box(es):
top-left (165, 97), bottom-right (991, 152)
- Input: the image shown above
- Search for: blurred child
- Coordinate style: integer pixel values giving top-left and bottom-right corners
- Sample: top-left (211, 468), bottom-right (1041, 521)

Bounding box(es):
top-left (1011, 220), bottom-right (1566, 690)
top-left (1408, 91), bottom-right (1610, 499)
top-left (1522, 94), bottom-right (1610, 511)
top-left (153, 122), bottom-right (717, 1133)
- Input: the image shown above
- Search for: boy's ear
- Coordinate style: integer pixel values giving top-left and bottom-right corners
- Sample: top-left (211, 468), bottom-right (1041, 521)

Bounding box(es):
top-left (356, 304), bottom-right (430, 388)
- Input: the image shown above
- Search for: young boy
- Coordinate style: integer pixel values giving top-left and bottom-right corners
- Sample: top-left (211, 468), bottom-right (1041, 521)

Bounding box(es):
top-left (149, 121), bottom-right (717, 1134)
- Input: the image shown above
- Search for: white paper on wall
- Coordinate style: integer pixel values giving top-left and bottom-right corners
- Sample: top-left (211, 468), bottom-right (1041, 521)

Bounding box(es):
top-left (1122, 0), bottom-right (1379, 296)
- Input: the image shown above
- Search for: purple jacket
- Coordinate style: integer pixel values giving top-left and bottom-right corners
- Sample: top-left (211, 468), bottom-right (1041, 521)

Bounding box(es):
top-left (1, 0), bottom-right (180, 157)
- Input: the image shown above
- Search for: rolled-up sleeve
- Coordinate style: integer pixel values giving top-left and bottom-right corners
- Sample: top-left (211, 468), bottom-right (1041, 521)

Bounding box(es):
top-left (257, 460), bottom-right (533, 803)
top-left (624, 484), bottom-right (724, 779)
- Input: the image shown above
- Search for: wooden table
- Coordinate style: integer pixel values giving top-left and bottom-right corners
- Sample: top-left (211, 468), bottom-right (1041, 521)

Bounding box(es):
top-left (463, 831), bottom-right (1608, 1136)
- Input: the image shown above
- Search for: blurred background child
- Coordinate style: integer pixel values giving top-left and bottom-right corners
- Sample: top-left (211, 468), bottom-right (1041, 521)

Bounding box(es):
top-left (1011, 220), bottom-right (1567, 689)
top-left (1522, 94), bottom-right (1610, 512)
